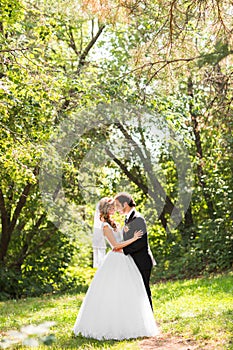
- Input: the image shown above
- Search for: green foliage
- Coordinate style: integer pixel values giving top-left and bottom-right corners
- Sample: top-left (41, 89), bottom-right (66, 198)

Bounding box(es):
top-left (0, 0), bottom-right (23, 24)
top-left (185, 219), bottom-right (233, 274)
top-left (151, 216), bottom-right (233, 281)
top-left (0, 227), bottom-right (77, 299)
top-left (198, 41), bottom-right (232, 67)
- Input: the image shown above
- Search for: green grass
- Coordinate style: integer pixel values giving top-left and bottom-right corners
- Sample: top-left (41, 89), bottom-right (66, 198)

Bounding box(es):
top-left (152, 272), bottom-right (233, 348)
top-left (0, 272), bottom-right (232, 349)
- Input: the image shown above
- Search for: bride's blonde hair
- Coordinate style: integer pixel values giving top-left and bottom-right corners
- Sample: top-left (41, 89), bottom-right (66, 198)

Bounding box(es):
top-left (98, 197), bottom-right (117, 230)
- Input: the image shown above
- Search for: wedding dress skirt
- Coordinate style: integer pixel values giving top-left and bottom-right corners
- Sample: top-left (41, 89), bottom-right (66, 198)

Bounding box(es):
top-left (73, 251), bottom-right (160, 340)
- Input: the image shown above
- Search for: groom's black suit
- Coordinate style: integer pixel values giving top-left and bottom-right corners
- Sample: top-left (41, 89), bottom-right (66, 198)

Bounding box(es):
top-left (122, 210), bottom-right (153, 308)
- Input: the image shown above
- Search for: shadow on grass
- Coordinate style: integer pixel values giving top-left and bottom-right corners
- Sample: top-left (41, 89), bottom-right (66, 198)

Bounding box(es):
top-left (57, 333), bottom-right (138, 349)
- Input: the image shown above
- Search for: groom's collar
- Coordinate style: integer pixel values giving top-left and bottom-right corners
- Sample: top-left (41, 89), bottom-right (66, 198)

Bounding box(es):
top-left (126, 208), bottom-right (135, 221)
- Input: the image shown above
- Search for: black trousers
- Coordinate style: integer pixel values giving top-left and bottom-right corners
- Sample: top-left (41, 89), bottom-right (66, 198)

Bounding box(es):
top-left (140, 268), bottom-right (153, 309)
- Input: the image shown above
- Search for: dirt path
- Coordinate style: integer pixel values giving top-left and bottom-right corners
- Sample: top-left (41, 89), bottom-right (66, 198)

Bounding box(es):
top-left (138, 334), bottom-right (221, 350)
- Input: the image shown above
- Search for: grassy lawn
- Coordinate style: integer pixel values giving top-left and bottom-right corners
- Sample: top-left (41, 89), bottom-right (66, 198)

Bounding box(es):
top-left (0, 272), bottom-right (232, 349)
top-left (152, 272), bottom-right (233, 349)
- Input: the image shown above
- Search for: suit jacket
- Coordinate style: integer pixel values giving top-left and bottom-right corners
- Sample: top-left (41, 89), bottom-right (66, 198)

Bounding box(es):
top-left (123, 210), bottom-right (153, 272)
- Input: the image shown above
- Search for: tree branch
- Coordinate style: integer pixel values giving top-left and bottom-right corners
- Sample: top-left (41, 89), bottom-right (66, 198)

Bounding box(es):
top-left (0, 188), bottom-right (10, 262)
top-left (115, 121), bottom-right (177, 209)
top-left (118, 55), bottom-right (202, 82)
top-left (58, 23), bottom-right (105, 113)
top-left (0, 188), bottom-right (8, 231)
top-left (9, 167), bottom-right (39, 235)
top-left (68, 26), bottom-right (80, 56)
top-left (105, 147), bottom-right (149, 196)
top-left (0, 47), bottom-right (31, 53)
top-left (105, 122), bottom-right (178, 229)
top-left (10, 213), bottom-right (47, 269)
top-left (77, 24), bottom-right (105, 72)
top-left (168, 0), bottom-right (176, 55)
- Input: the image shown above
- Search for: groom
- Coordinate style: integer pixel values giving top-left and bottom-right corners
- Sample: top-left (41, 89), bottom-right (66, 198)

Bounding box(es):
top-left (114, 192), bottom-right (154, 309)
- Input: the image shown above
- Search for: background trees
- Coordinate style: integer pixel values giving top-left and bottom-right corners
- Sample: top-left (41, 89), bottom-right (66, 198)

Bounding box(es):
top-left (0, 0), bottom-right (232, 298)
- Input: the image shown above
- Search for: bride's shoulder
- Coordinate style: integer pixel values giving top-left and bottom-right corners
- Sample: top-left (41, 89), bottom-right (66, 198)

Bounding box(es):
top-left (102, 222), bottom-right (112, 229)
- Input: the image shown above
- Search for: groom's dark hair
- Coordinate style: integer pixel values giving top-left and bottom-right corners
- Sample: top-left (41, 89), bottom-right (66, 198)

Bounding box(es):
top-left (114, 192), bottom-right (136, 207)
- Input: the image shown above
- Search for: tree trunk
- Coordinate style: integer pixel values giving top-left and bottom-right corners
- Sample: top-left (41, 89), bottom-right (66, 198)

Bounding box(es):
top-left (10, 213), bottom-right (47, 270)
top-left (106, 121), bottom-right (184, 234)
top-left (116, 122), bottom-right (182, 225)
top-left (0, 182), bottom-right (33, 263)
top-left (0, 189), bottom-right (11, 263)
top-left (0, 22), bottom-right (3, 35)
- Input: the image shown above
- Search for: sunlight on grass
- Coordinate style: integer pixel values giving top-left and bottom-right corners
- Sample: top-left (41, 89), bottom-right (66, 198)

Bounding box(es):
top-left (152, 272), bottom-right (233, 348)
top-left (0, 272), bottom-right (232, 349)
top-left (0, 294), bottom-right (140, 349)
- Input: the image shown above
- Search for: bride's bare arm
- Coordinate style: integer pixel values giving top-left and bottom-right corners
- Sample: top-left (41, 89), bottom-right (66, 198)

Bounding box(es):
top-left (103, 225), bottom-right (142, 249)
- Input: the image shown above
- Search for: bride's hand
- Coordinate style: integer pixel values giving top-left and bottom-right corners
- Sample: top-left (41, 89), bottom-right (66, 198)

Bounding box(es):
top-left (134, 230), bottom-right (143, 240)
top-left (113, 248), bottom-right (123, 253)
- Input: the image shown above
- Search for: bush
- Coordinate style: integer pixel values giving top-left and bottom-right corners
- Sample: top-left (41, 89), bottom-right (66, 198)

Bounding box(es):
top-left (151, 217), bottom-right (233, 282)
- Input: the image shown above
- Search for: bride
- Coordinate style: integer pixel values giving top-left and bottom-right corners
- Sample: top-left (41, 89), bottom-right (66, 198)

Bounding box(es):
top-left (73, 197), bottom-right (160, 340)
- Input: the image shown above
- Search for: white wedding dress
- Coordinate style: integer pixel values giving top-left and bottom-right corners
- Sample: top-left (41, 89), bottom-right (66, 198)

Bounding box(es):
top-left (73, 223), bottom-right (160, 340)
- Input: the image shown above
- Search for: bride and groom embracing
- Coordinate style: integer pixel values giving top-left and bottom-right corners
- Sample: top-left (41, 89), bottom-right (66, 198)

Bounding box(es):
top-left (73, 192), bottom-right (160, 340)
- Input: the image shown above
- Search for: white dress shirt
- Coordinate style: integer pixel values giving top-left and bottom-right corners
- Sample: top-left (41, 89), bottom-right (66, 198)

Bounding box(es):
top-left (126, 208), bottom-right (135, 222)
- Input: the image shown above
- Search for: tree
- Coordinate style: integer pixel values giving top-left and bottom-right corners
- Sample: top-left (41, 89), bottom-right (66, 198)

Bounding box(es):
top-left (0, 0), bottom-right (106, 297)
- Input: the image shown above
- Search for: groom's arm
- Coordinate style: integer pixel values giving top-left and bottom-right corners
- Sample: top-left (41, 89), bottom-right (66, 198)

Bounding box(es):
top-left (123, 234), bottom-right (147, 255)
top-left (123, 217), bottom-right (147, 255)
